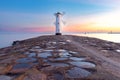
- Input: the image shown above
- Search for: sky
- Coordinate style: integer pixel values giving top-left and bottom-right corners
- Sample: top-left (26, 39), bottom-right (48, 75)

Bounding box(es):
top-left (0, 0), bottom-right (120, 33)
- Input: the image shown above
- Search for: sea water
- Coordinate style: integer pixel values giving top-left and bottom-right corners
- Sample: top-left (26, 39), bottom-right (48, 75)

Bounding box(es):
top-left (0, 32), bottom-right (49, 48)
top-left (0, 33), bottom-right (120, 48)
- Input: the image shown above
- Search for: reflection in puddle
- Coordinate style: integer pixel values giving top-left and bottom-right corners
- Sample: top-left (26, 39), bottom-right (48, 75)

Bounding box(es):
top-left (67, 67), bottom-right (91, 78)
top-left (70, 57), bottom-right (85, 61)
top-left (38, 52), bottom-right (52, 58)
top-left (28, 53), bottom-right (36, 57)
top-left (49, 63), bottom-right (69, 67)
top-left (17, 58), bottom-right (37, 63)
top-left (49, 57), bottom-right (68, 62)
top-left (70, 61), bottom-right (96, 68)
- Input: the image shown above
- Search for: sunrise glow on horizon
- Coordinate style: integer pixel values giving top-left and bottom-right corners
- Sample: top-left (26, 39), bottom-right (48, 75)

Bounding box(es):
top-left (0, 0), bottom-right (120, 33)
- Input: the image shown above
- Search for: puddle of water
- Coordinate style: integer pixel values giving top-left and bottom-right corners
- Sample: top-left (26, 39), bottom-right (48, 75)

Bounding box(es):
top-left (13, 63), bottom-right (31, 69)
top-left (0, 75), bottom-right (12, 80)
top-left (66, 67), bottom-right (91, 78)
top-left (116, 50), bottom-right (120, 53)
top-left (70, 57), bottom-right (86, 61)
top-left (16, 58), bottom-right (37, 63)
top-left (49, 63), bottom-right (69, 67)
top-left (38, 52), bottom-right (52, 58)
top-left (49, 57), bottom-right (68, 62)
top-left (54, 57), bottom-right (68, 61)
top-left (24, 52), bottom-right (29, 55)
top-left (28, 53), bottom-right (36, 57)
top-left (70, 61), bottom-right (96, 68)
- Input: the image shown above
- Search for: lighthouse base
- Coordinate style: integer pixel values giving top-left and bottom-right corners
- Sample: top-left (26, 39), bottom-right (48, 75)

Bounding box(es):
top-left (55, 33), bottom-right (62, 35)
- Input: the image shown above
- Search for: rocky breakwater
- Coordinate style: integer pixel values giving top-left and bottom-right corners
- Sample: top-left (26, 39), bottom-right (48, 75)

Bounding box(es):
top-left (0, 35), bottom-right (120, 80)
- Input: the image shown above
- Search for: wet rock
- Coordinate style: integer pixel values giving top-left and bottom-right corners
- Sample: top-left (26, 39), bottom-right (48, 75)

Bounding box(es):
top-left (59, 52), bottom-right (71, 58)
top-left (0, 56), bottom-right (16, 64)
top-left (56, 49), bottom-right (71, 58)
top-left (70, 61), bottom-right (96, 68)
top-left (0, 64), bottom-right (12, 74)
top-left (41, 66), bottom-right (55, 73)
top-left (70, 57), bottom-right (86, 61)
top-left (0, 75), bottom-right (12, 80)
top-left (101, 50), bottom-right (108, 53)
top-left (52, 73), bottom-right (64, 80)
top-left (102, 46), bottom-right (115, 51)
top-left (48, 42), bottom-right (57, 45)
top-left (28, 53), bottom-right (36, 58)
top-left (15, 68), bottom-right (47, 80)
top-left (66, 67), bottom-right (91, 78)
top-left (48, 57), bottom-right (68, 62)
top-left (48, 62), bottom-right (69, 68)
top-left (43, 49), bottom-right (53, 52)
top-left (0, 53), bottom-right (7, 57)
top-left (16, 58), bottom-right (37, 63)
top-left (59, 42), bottom-right (66, 45)
top-left (33, 46), bottom-right (41, 49)
top-left (116, 49), bottom-right (120, 53)
top-left (66, 40), bottom-right (71, 42)
top-left (69, 51), bottom-right (78, 54)
top-left (10, 63), bottom-right (31, 73)
top-left (12, 41), bottom-right (20, 46)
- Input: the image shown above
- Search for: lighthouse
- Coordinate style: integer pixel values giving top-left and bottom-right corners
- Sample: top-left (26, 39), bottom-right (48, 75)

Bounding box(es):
top-left (54, 12), bottom-right (63, 35)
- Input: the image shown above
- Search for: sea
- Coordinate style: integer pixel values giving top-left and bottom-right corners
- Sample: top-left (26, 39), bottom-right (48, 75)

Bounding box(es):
top-left (0, 32), bottom-right (120, 48)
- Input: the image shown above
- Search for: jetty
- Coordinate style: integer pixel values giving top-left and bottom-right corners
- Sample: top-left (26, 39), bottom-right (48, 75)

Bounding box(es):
top-left (0, 35), bottom-right (120, 80)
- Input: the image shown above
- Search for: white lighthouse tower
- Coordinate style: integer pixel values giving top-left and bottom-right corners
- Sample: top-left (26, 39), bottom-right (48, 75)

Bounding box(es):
top-left (54, 12), bottom-right (63, 35)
